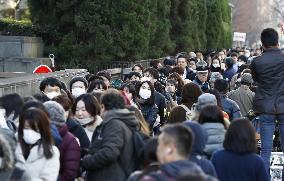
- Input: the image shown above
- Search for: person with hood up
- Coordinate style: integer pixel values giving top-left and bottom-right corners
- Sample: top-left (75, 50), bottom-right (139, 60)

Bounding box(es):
top-left (184, 122), bottom-right (217, 177)
top-left (81, 89), bottom-right (139, 181)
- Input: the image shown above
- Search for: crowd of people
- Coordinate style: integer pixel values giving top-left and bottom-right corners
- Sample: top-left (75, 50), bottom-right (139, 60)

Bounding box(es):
top-left (0, 28), bottom-right (282, 181)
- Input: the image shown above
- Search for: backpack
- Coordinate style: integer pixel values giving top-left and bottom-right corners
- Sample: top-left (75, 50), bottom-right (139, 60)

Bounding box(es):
top-left (131, 129), bottom-right (149, 170)
top-left (120, 122), bottom-right (150, 174)
top-left (179, 104), bottom-right (192, 121)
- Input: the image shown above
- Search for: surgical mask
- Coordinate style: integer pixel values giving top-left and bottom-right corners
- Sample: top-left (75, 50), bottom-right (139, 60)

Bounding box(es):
top-left (141, 77), bottom-right (151, 82)
top-left (139, 88), bottom-right (151, 99)
top-left (76, 116), bottom-right (94, 127)
top-left (45, 92), bottom-right (60, 99)
top-left (212, 63), bottom-right (220, 68)
top-left (72, 88), bottom-right (86, 98)
top-left (245, 53), bottom-right (250, 58)
top-left (23, 129), bottom-right (41, 145)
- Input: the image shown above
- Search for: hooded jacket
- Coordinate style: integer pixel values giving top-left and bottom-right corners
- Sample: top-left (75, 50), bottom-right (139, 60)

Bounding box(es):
top-left (82, 109), bottom-right (138, 181)
top-left (185, 122), bottom-right (217, 177)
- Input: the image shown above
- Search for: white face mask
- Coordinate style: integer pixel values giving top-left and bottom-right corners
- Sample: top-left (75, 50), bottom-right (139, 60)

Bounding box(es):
top-left (212, 63), bottom-right (220, 68)
top-left (76, 116), bottom-right (94, 127)
top-left (45, 92), bottom-right (60, 100)
top-left (141, 77), bottom-right (151, 82)
top-left (23, 129), bottom-right (41, 145)
top-left (245, 53), bottom-right (250, 58)
top-left (139, 88), bottom-right (151, 100)
top-left (72, 88), bottom-right (86, 98)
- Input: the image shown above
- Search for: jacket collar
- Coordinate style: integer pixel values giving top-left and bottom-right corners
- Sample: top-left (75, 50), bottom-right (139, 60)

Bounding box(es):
top-left (27, 145), bottom-right (45, 162)
top-left (263, 47), bottom-right (281, 53)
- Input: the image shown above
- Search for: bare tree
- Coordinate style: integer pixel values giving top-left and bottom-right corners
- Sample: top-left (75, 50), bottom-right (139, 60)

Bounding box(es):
top-left (273, 0), bottom-right (284, 21)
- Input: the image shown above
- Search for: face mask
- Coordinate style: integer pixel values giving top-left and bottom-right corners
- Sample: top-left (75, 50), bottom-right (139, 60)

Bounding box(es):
top-left (72, 88), bottom-right (86, 98)
top-left (141, 77), bottom-right (151, 82)
top-left (23, 129), bottom-right (41, 145)
top-left (45, 92), bottom-right (60, 99)
top-left (76, 116), bottom-right (94, 127)
top-left (212, 63), bottom-right (220, 68)
top-left (245, 53), bottom-right (250, 58)
top-left (139, 88), bottom-right (151, 100)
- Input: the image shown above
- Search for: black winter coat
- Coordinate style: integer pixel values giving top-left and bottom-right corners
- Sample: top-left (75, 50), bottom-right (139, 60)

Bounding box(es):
top-left (66, 118), bottom-right (90, 157)
top-left (82, 109), bottom-right (138, 181)
top-left (250, 48), bottom-right (284, 114)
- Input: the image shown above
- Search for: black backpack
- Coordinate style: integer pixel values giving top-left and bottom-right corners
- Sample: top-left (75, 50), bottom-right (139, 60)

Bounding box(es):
top-left (131, 129), bottom-right (149, 170)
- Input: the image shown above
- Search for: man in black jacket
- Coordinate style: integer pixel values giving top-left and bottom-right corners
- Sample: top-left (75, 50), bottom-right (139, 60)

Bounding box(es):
top-left (250, 28), bottom-right (284, 173)
top-left (81, 89), bottom-right (138, 181)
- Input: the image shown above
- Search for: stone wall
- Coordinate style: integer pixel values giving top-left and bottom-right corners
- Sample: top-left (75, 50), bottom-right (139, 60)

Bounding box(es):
top-left (0, 69), bottom-right (88, 97)
top-left (0, 57), bottom-right (50, 72)
top-left (0, 36), bottom-right (44, 58)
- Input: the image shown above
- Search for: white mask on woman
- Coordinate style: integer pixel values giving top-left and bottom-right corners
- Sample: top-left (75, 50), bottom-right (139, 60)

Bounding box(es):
top-left (139, 88), bottom-right (151, 100)
top-left (23, 129), bottom-right (41, 145)
top-left (212, 63), bottom-right (220, 68)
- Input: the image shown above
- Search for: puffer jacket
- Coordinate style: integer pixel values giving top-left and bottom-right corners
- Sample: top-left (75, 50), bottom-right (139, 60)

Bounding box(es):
top-left (202, 123), bottom-right (226, 158)
top-left (81, 109), bottom-right (138, 181)
top-left (58, 124), bottom-right (81, 181)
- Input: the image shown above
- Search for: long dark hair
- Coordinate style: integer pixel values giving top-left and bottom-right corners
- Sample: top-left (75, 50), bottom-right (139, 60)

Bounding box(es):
top-left (136, 81), bottom-right (155, 106)
top-left (18, 108), bottom-right (54, 159)
top-left (168, 73), bottom-right (184, 97)
top-left (223, 118), bottom-right (257, 154)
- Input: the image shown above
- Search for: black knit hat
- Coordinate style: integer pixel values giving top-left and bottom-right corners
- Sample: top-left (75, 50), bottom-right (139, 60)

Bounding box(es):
top-left (69, 77), bottom-right (88, 90)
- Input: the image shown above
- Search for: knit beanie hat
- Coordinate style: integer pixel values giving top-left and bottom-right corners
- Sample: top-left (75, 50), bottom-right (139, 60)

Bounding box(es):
top-left (209, 72), bottom-right (223, 83)
top-left (69, 77), bottom-right (88, 90)
top-left (240, 73), bottom-right (253, 85)
top-left (43, 101), bottom-right (66, 126)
